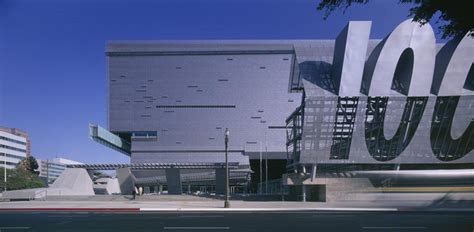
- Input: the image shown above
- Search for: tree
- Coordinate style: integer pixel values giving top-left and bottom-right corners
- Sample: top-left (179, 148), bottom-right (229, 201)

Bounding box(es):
top-left (316, 0), bottom-right (474, 39)
top-left (1, 168), bottom-right (45, 191)
top-left (17, 156), bottom-right (39, 175)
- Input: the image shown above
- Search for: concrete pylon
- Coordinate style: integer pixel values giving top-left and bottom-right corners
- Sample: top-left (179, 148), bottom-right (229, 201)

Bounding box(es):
top-left (215, 168), bottom-right (226, 195)
top-left (165, 169), bottom-right (182, 194)
top-left (116, 167), bottom-right (135, 195)
top-left (106, 178), bottom-right (121, 195)
top-left (51, 168), bottom-right (95, 195)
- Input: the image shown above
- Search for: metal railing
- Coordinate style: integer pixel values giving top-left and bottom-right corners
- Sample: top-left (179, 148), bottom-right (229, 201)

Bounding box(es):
top-left (30, 189), bottom-right (48, 201)
top-left (257, 179), bottom-right (289, 195)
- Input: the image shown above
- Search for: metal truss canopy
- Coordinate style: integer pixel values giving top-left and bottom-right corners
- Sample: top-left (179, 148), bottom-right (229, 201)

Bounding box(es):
top-left (67, 162), bottom-right (241, 170)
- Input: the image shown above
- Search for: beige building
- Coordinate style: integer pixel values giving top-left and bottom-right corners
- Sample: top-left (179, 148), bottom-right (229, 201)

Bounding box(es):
top-left (0, 127), bottom-right (30, 169)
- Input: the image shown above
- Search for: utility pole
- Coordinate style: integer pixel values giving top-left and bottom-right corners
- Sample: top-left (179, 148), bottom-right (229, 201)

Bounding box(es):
top-left (46, 159), bottom-right (49, 187)
top-left (224, 128), bottom-right (230, 208)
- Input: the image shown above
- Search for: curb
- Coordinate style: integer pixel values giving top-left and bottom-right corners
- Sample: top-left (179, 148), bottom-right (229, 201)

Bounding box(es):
top-left (0, 207), bottom-right (473, 213)
top-left (0, 207), bottom-right (397, 212)
top-left (0, 208), bottom-right (140, 212)
top-left (139, 207), bottom-right (399, 212)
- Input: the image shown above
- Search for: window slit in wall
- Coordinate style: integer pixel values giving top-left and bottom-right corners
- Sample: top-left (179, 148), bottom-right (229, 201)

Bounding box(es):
top-left (157, 105), bottom-right (236, 109)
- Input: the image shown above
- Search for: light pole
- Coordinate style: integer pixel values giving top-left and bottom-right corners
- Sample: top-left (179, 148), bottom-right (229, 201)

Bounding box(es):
top-left (224, 128), bottom-right (230, 208)
top-left (3, 153), bottom-right (6, 193)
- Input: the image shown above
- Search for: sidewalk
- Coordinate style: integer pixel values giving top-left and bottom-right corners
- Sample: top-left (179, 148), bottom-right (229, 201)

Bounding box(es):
top-left (1, 197), bottom-right (473, 212)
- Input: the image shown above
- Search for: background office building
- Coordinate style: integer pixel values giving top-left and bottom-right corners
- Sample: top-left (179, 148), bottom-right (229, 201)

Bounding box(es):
top-left (37, 158), bottom-right (83, 184)
top-left (0, 127), bottom-right (30, 169)
top-left (92, 19), bottom-right (473, 197)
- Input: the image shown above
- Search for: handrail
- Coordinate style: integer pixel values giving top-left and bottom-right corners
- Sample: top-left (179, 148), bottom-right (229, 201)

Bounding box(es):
top-left (30, 189), bottom-right (48, 201)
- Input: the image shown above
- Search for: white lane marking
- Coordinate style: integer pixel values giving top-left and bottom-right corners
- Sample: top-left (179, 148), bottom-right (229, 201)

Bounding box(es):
top-left (362, 226), bottom-right (426, 230)
top-left (179, 215), bottom-right (225, 218)
top-left (141, 207), bottom-right (398, 212)
top-left (47, 215), bottom-right (89, 218)
top-left (0, 227), bottom-right (31, 230)
top-left (164, 226), bottom-right (230, 230)
top-left (56, 220), bottom-right (72, 225)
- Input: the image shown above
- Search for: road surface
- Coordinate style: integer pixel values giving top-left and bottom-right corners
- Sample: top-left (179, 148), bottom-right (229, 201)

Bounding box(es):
top-left (0, 210), bottom-right (473, 232)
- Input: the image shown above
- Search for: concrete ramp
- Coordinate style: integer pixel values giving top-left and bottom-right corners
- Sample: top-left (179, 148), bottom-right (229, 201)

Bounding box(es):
top-left (1, 188), bottom-right (46, 200)
top-left (50, 168), bottom-right (94, 196)
top-left (106, 178), bottom-right (121, 195)
top-left (1, 168), bottom-right (94, 200)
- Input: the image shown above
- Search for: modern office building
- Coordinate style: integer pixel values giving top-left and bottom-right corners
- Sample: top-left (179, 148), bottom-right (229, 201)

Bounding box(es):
top-left (103, 40), bottom-right (303, 193)
top-left (37, 158), bottom-right (83, 184)
top-left (86, 19), bottom-right (473, 197)
top-left (0, 127), bottom-right (30, 169)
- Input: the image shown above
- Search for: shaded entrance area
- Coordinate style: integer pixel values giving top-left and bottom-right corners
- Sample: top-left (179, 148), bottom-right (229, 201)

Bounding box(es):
top-left (67, 162), bottom-right (251, 195)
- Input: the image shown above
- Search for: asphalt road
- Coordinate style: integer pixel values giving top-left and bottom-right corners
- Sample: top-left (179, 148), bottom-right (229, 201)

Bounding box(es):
top-left (0, 210), bottom-right (473, 232)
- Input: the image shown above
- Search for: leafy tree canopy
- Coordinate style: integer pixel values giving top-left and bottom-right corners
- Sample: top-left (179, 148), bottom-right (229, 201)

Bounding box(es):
top-left (17, 156), bottom-right (40, 175)
top-left (1, 168), bottom-right (45, 191)
top-left (317, 0), bottom-right (473, 39)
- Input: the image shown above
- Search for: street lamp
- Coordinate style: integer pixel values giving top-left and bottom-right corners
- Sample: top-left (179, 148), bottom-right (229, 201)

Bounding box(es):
top-left (3, 153), bottom-right (6, 193)
top-left (224, 128), bottom-right (230, 208)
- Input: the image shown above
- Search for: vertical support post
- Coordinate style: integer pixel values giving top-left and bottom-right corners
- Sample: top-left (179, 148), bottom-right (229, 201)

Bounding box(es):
top-left (311, 165), bottom-right (317, 182)
top-left (3, 152), bottom-right (6, 193)
top-left (46, 159), bottom-right (49, 186)
top-left (265, 137), bottom-right (268, 194)
top-left (259, 142), bottom-right (262, 194)
top-left (215, 169), bottom-right (226, 195)
top-left (224, 128), bottom-right (230, 208)
top-left (116, 167), bottom-right (136, 195)
top-left (165, 169), bottom-right (182, 194)
top-left (302, 185), bottom-right (306, 202)
top-left (281, 183), bottom-right (285, 201)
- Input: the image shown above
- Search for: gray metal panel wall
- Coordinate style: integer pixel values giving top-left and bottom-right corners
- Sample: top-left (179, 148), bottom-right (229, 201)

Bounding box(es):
top-left (107, 42), bottom-right (305, 161)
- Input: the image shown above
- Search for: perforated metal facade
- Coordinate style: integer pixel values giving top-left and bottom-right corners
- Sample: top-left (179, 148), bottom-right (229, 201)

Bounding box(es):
top-left (106, 24), bottom-right (473, 170)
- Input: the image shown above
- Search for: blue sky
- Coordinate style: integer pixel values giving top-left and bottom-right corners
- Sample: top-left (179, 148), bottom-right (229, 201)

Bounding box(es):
top-left (0, 0), bottom-right (446, 164)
